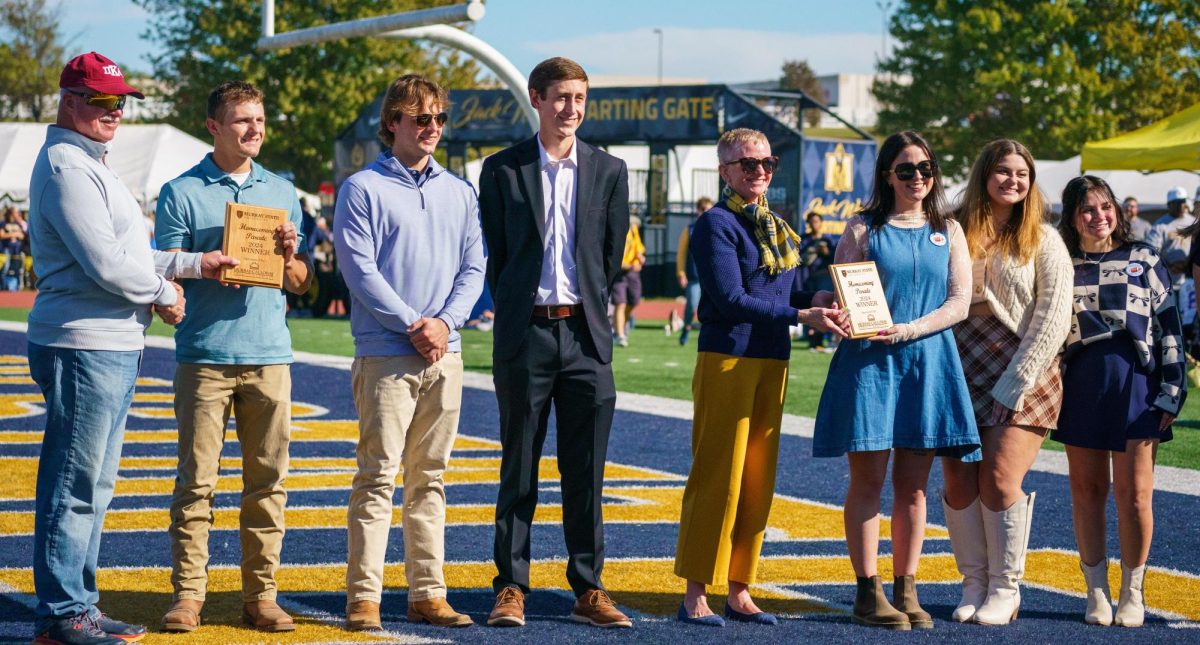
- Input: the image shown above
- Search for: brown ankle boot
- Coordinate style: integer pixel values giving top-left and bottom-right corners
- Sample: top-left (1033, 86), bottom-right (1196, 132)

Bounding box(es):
top-left (346, 599), bottom-right (382, 631)
top-left (893, 575), bottom-right (934, 629)
top-left (852, 576), bottom-right (911, 630)
top-left (242, 599), bottom-right (296, 632)
top-left (161, 598), bottom-right (203, 633)
top-left (408, 597), bottom-right (473, 627)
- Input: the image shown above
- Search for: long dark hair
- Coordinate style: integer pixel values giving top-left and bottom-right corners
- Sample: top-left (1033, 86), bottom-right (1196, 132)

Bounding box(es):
top-left (1058, 175), bottom-right (1130, 258)
top-left (861, 131), bottom-right (949, 232)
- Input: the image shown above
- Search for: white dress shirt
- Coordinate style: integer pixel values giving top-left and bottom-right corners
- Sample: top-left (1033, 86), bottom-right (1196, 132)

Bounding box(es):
top-left (536, 135), bottom-right (581, 305)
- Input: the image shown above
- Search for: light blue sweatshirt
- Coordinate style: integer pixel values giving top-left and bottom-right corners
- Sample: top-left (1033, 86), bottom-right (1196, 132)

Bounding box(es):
top-left (28, 125), bottom-right (202, 351)
top-left (333, 152), bottom-right (485, 357)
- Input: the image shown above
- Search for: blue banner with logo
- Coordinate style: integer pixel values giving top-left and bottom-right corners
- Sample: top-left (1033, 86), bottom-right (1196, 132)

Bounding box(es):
top-left (800, 138), bottom-right (877, 236)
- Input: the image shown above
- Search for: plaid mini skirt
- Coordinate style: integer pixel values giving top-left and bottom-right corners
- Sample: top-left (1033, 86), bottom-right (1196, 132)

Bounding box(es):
top-left (954, 315), bottom-right (1063, 431)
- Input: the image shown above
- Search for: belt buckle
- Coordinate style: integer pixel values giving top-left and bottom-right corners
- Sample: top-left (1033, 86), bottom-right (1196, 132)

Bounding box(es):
top-left (547, 305), bottom-right (570, 320)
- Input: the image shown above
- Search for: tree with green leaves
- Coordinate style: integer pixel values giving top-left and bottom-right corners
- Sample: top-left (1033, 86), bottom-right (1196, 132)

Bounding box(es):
top-left (779, 59), bottom-right (829, 128)
top-left (136, 0), bottom-right (481, 189)
top-left (0, 0), bottom-right (65, 121)
top-left (873, 1), bottom-right (1200, 178)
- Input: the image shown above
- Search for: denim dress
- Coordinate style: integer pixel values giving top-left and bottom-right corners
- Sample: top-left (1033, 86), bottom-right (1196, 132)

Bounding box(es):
top-left (812, 221), bottom-right (981, 459)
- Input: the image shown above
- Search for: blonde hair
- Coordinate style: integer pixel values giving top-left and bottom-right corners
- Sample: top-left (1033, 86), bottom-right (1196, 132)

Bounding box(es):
top-left (959, 139), bottom-right (1047, 264)
top-left (717, 128), bottom-right (768, 163)
top-left (378, 74), bottom-right (450, 147)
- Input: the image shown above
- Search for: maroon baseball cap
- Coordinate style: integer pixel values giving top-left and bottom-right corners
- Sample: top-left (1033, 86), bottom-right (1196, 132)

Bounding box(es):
top-left (59, 52), bottom-right (144, 99)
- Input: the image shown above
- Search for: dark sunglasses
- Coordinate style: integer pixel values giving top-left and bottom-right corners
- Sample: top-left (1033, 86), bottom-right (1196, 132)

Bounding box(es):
top-left (408, 112), bottom-right (449, 127)
top-left (724, 156), bottom-right (780, 174)
top-left (888, 160), bottom-right (938, 181)
top-left (68, 90), bottom-right (126, 111)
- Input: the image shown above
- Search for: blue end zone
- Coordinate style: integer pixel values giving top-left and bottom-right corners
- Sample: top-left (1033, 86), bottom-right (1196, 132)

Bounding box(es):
top-left (1, 329), bottom-right (1198, 643)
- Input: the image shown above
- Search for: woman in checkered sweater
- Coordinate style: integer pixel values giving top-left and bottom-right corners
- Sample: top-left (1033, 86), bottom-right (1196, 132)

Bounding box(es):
top-left (1053, 175), bottom-right (1185, 628)
top-left (940, 140), bottom-right (1074, 626)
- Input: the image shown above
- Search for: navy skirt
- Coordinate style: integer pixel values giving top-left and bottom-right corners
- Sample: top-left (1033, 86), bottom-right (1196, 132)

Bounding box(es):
top-left (1054, 335), bottom-right (1173, 451)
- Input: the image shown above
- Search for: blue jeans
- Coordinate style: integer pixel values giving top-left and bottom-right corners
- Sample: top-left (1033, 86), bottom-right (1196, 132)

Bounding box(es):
top-left (28, 342), bottom-right (141, 631)
top-left (682, 282), bottom-right (701, 327)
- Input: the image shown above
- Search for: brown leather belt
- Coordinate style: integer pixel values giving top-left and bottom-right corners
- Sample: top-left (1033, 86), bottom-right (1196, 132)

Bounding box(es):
top-left (531, 304), bottom-right (583, 320)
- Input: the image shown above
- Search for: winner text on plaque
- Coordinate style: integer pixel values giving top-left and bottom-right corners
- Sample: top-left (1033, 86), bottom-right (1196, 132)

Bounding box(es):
top-left (829, 261), bottom-right (893, 339)
top-left (221, 202), bottom-right (287, 288)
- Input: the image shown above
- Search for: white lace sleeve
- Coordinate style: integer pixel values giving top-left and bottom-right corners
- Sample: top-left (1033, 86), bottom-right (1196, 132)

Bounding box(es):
top-left (888, 220), bottom-right (971, 342)
top-left (833, 215), bottom-right (869, 264)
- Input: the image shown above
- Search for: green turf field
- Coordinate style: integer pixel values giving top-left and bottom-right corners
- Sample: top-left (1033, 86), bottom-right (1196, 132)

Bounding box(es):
top-left (3, 306), bottom-right (1196, 470)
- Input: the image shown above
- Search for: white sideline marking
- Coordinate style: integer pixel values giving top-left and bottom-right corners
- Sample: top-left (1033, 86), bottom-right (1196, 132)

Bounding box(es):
top-left (3, 320), bottom-right (1198, 497)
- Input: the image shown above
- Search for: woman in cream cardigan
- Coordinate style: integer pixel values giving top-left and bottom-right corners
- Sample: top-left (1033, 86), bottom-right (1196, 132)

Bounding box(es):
top-left (941, 139), bottom-right (1073, 625)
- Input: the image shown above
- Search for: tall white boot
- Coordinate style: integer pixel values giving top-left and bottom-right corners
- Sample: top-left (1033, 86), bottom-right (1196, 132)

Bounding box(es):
top-left (1114, 563), bottom-right (1145, 627)
top-left (1079, 559), bottom-right (1113, 626)
top-left (942, 496), bottom-right (988, 622)
top-left (974, 492), bottom-right (1035, 625)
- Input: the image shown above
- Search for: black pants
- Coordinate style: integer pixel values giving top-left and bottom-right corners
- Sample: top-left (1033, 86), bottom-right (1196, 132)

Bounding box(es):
top-left (492, 315), bottom-right (616, 596)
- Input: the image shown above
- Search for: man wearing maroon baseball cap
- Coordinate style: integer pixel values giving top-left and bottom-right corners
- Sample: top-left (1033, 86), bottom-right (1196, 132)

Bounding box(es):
top-left (59, 51), bottom-right (145, 99)
top-left (25, 51), bottom-right (237, 645)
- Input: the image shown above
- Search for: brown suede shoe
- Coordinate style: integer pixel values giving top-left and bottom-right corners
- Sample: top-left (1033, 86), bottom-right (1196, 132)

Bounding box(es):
top-left (570, 589), bottom-right (632, 628)
top-left (242, 599), bottom-right (296, 632)
top-left (161, 599), bottom-right (203, 633)
top-left (345, 599), bottom-right (382, 631)
top-left (486, 586), bottom-right (526, 627)
top-left (408, 597), bottom-right (473, 627)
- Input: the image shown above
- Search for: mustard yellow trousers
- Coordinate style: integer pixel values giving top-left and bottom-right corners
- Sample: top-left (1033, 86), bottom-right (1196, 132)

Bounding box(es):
top-left (674, 352), bottom-right (788, 585)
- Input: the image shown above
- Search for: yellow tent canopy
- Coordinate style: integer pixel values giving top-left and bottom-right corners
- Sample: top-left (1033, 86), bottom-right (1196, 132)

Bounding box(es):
top-left (1081, 102), bottom-right (1200, 171)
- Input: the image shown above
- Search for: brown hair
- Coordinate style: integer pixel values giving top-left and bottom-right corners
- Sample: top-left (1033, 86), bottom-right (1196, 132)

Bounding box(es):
top-left (527, 57), bottom-right (588, 98)
top-left (959, 139), bottom-right (1047, 264)
top-left (378, 74), bottom-right (450, 147)
top-left (1058, 175), bottom-right (1130, 257)
top-left (207, 81), bottom-right (263, 121)
top-left (695, 197), bottom-right (714, 211)
top-left (860, 131), bottom-right (950, 233)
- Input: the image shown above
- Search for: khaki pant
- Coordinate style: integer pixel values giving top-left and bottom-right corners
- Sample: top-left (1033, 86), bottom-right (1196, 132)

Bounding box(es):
top-left (347, 353), bottom-right (463, 603)
top-left (169, 363), bottom-right (291, 602)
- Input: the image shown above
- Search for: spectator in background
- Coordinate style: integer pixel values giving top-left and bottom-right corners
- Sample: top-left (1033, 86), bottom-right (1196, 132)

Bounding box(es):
top-left (1146, 187), bottom-right (1195, 339)
top-left (1, 207), bottom-right (26, 291)
top-left (612, 214), bottom-right (645, 347)
top-left (675, 196), bottom-right (712, 346)
top-left (1123, 197), bottom-right (1149, 242)
top-left (801, 211), bottom-right (835, 352)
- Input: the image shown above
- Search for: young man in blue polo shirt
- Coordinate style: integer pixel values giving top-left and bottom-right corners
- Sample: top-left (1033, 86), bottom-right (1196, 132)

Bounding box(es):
top-left (154, 81), bottom-right (312, 634)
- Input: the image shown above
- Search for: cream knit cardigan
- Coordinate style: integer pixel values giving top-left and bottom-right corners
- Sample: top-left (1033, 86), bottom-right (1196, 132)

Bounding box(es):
top-left (974, 223), bottom-right (1074, 411)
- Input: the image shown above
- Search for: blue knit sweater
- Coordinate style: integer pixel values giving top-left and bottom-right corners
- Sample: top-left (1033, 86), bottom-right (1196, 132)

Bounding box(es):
top-left (692, 202), bottom-right (813, 360)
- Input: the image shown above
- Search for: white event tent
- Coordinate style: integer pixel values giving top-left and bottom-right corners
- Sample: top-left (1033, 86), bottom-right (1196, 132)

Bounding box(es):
top-left (0, 123), bottom-right (214, 208)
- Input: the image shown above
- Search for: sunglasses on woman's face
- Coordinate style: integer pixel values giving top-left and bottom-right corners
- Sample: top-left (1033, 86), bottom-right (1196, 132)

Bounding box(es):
top-left (887, 160), bottom-right (938, 181)
top-left (724, 156), bottom-right (780, 174)
top-left (409, 112), bottom-right (449, 127)
top-left (69, 90), bottom-right (126, 111)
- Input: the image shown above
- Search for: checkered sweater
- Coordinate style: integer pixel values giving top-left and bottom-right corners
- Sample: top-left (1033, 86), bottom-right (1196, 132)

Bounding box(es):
top-left (1066, 242), bottom-right (1187, 415)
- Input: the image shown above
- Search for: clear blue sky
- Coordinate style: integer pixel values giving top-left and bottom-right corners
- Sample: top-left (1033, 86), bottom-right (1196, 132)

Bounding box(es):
top-left (59, 0), bottom-right (893, 82)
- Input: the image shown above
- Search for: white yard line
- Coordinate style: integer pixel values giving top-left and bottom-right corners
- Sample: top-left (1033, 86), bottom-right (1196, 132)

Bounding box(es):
top-left (3, 320), bottom-right (1197, 496)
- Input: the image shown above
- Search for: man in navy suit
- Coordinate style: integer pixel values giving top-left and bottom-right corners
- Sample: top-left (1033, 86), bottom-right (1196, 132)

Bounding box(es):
top-left (478, 57), bottom-right (632, 629)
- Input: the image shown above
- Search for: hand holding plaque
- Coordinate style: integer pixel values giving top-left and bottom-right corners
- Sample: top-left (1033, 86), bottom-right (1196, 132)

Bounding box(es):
top-left (220, 202), bottom-right (288, 288)
top-left (828, 261), bottom-right (893, 339)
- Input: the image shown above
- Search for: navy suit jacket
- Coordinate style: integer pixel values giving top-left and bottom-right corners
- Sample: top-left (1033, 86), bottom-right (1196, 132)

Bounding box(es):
top-left (478, 136), bottom-right (630, 364)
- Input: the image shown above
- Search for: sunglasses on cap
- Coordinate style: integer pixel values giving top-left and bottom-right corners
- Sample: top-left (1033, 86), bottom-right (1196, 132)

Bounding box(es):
top-left (723, 156), bottom-right (780, 174)
top-left (68, 90), bottom-right (126, 111)
top-left (887, 160), bottom-right (938, 181)
top-left (405, 112), bottom-right (449, 127)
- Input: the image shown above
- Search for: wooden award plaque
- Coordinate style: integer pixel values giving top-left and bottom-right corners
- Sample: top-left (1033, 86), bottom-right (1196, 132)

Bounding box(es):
top-left (220, 202), bottom-right (287, 288)
top-left (829, 261), bottom-right (894, 339)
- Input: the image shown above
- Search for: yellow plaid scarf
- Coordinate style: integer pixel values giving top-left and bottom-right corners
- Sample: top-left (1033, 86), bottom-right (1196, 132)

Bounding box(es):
top-left (723, 186), bottom-right (801, 275)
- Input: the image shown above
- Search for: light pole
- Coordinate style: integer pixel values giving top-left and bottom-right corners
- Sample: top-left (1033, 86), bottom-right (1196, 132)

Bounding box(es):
top-left (653, 28), bottom-right (663, 85)
top-left (875, 0), bottom-right (894, 59)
